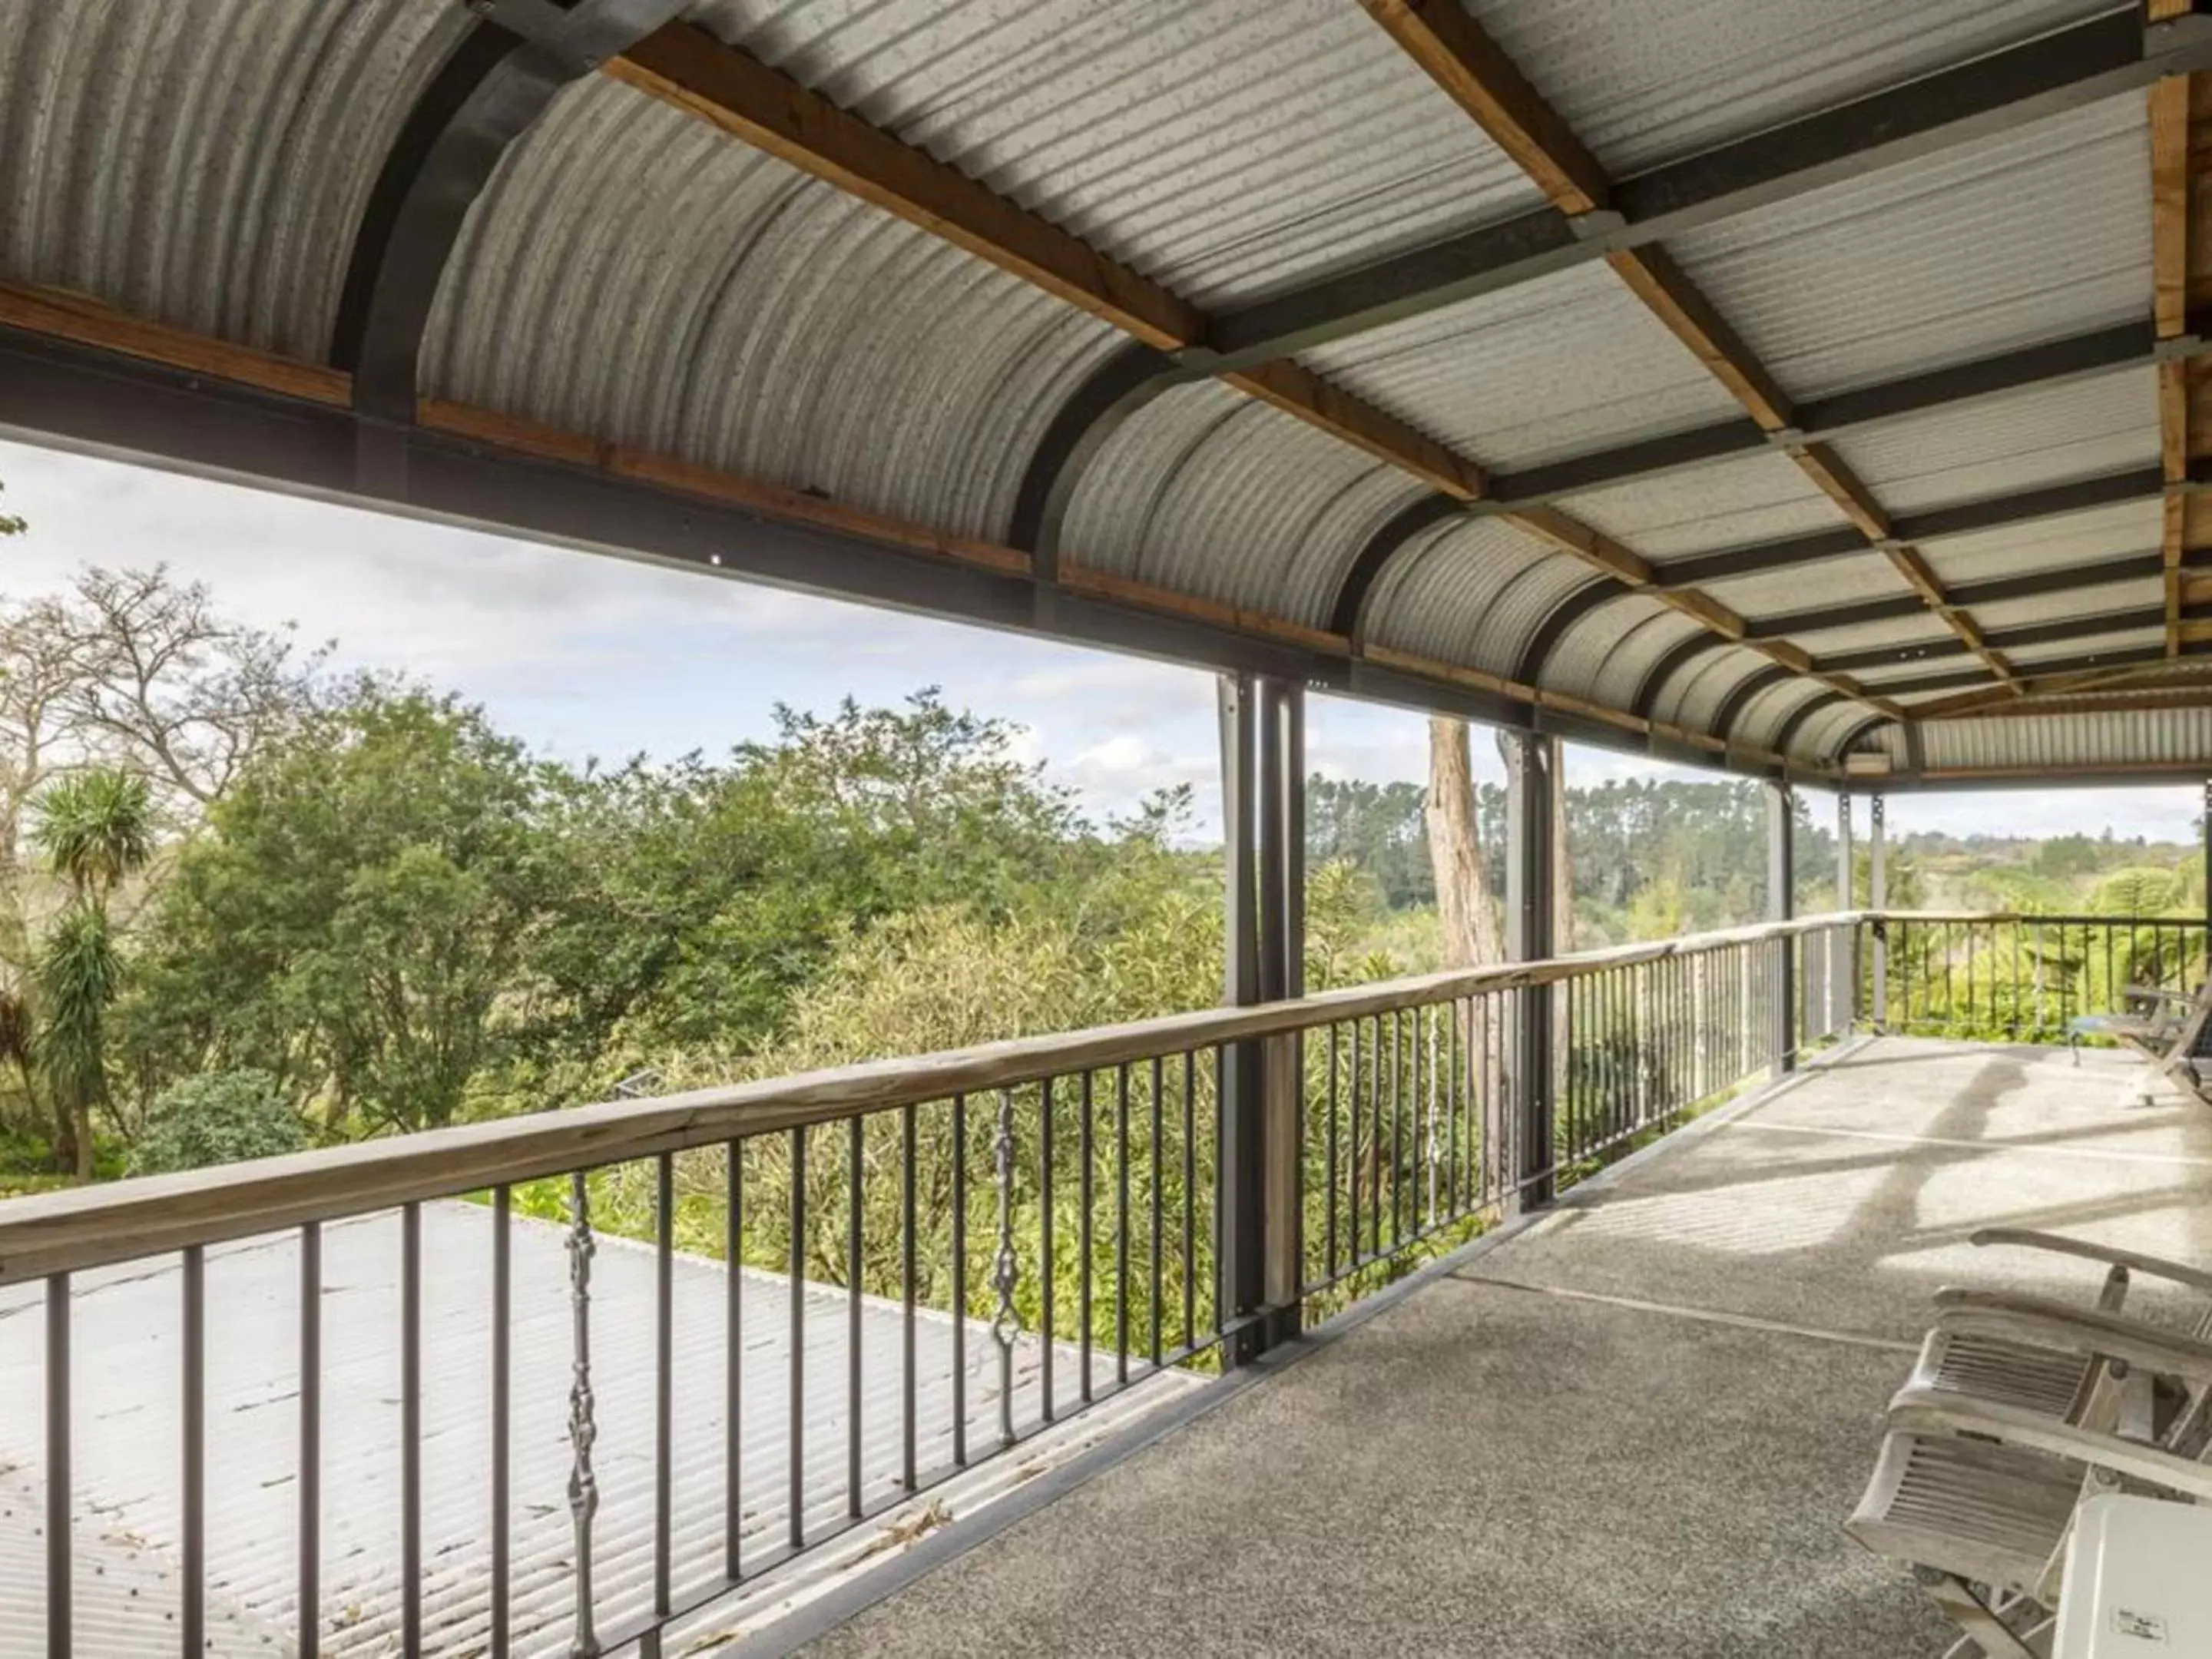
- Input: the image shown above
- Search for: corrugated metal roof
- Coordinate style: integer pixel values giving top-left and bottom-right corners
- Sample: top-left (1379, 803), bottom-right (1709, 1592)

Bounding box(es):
top-left (1968, 579), bottom-right (2165, 634)
top-left (1363, 516), bottom-right (1581, 675)
top-left (1918, 498), bottom-right (2164, 587)
top-left (1668, 651), bottom-right (1775, 734)
top-left (1295, 263), bottom-right (1742, 470)
top-left (1737, 677), bottom-right (1833, 752)
top-left (1700, 552), bottom-right (1905, 625)
top-left (1796, 699), bottom-right (1883, 762)
top-left (1792, 617), bottom-right (1954, 657)
top-left (0, 0), bottom-right (469, 360)
top-left (1560, 450), bottom-right (1841, 561)
top-left (1665, 94), bottom-right (2150, 399)
top-left (680, 0), bottom-right (1540, 309)
top-left (0, 1200), bottom-right (1191, 1656)
top-left (425, 79), bottom-right (1123, 545)
top-left (1057, 381), bottom-right (1424, 624)
top-left (1826, 366), bottom-right (2160, 516)
top-left (1542, 593), bottom-right (1677, 703)
top-left (1469, 0), bottom-right (2111, 179)
top-left (1583, 608), bottom-right (1704, 711)
top-left (1916, 707), bottom-right (2212, 770)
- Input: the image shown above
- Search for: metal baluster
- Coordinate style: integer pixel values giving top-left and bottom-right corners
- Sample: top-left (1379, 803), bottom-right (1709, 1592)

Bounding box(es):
top-left (724, 1144), bottom-right (742, 1581)
top-left (1447, 999), bottom-right (1461, 1220)
top-left (493, 1189), bottom-right (512, 1654)
top-left (1347, 1018), bottom-right (1362, 1264)
top-left (1325, 1023), bottom-right (1339, 1275)
top-left (1148, 1057), bottom-right (1163, 1368)
top-left (902, 1103), bottom-right (918, 1492)
top-left (655, 1154), bottom-right (675, 1623)
top-left (847, 1116), bottom-right (863, 1518)
top-left (1424, 1003), bottom-right (1439, 1227)
top-left (182, 1246), bottom-right (204, 1659)
top-left (1114, 1065), bottom-right (1130, 1389)
top-left (787, 1127), bottom-right (805, 1551)
top-left (1040, 1078), bottom-right (1056, 1418)
top-left (299, 1227), bottom-right (320, 1659)
top-left (46, 1274), bottom-right (68, 1659)
top-left (402, 1203), bottom-right (422, 1657)
top-left (1389, 1011), bottom-right (1404, 1250)
top-left (1367, 1015), bottom-right (1381, 1259)
top-left (1181, 1052), bottom-right (1195, 1350)
top-left (1078, 1071), bottom-right (1094, 1406)
top-left (565, 1177), bottom-right (598, 1655)
top-left (992, 1087), bottom-right (1019, 1448)
top-left (952, 1097), bottom-right (967, 1468)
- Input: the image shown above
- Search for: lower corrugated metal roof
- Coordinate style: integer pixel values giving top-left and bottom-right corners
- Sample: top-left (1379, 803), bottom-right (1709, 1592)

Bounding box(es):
top-left (0, 1200), bottom-right (1194, 1656)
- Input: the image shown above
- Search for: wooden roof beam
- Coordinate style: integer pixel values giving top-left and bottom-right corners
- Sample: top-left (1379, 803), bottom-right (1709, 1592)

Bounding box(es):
top-left (607, 21), bottom-right (1485, 500)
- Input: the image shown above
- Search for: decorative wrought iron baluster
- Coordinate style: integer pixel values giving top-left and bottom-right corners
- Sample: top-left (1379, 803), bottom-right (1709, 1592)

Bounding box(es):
top-left (566, 1171), bottom-right (599, 1657)
top-left (992, 1087), bottom-right (1020, 1447)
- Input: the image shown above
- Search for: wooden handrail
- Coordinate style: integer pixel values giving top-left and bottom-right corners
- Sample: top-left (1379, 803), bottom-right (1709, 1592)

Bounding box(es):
top-left (0, 910), bottom-right (1869, 1283)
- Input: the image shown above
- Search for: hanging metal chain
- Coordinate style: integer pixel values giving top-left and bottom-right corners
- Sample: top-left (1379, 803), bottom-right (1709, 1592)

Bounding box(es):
top-left (991, 1086), bottom-right (1020, 1447)
top-left (565, 1171), bottom-right (599, 1657)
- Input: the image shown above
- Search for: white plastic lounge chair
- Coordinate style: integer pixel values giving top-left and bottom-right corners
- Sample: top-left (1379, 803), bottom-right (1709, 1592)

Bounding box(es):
top-left (1849, 1290), bottom-right (2212, 1657)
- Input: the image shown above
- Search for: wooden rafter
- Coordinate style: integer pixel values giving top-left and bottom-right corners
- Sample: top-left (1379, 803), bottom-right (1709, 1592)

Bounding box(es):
top-left (1941, 685), bottom-right (2212, 720)
top-left (606, 22), bottom-right (1488, 499)
top-left (1353, 0), bottom-right (1979, 730)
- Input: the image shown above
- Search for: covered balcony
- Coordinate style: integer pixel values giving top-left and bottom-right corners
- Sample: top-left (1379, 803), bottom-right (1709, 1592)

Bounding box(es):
top-left (5, 2), bottom-right (2212, 1655)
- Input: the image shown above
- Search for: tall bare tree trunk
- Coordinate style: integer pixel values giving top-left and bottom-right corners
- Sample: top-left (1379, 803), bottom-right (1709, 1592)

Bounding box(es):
top-left (1426, 717), bottom-right (1500, 969)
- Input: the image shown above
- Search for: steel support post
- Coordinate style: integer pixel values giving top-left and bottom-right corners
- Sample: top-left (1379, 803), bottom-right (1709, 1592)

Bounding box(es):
top-left (1505, 731), bottom-right (1558, 1210)
top-left (1767, 782), bottom-right (1796, 1075)
top-left (1257, 680), bottom-right (1304, 1346)
top-left (1216, 675), bottom-right (1264, 1363)
top-left (2202, 779), bottom-right (2210, 970)
top-left (1870, 793), bottom-right (1889, 1035)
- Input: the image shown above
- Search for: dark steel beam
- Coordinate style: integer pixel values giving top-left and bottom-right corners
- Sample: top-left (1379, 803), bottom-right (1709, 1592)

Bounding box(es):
top-left (1658, 468), bottom-right (2166, 588)
top-left (1007, 343), bottom-right (1181, 582)
top-left (1714, 664), bottom-right (1795, 743)
top-left (1825, 604), bottom-right (2169, 674)
top-left (1512, 576), bottom-right (1626, 684)
top-left (0, 324), bottom-right (1844, 793)
top-left (1631, 631), bottom-right (1732, 720)
top-left (1772, 689), bottom-right (1847, 756)
top-left (1326, 493), bottom-right (1465, 639)
top-left (1746, 595), bottom-right (1929, 641)
top-left (334, 0), bottom-right (685, 422)
top-left (1194, 9), bottom-right (2212, 372)
top-left (1882, 643), bottom-right (2172, 700)
top-left (1830, 713), bottom-right (1895, 764)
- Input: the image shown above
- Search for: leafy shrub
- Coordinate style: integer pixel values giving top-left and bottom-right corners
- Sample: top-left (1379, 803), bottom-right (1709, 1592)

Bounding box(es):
top-left (128, 1070), bottom-right (306, 1176)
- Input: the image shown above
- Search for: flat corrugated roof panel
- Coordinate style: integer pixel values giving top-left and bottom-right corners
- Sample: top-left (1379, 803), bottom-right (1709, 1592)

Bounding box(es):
top-left (1827, 366), bottom-right (2159, 517)
top-left (1919, 498), bottom-right (2162, 586)
top-left (1665, 95), bottom-right (2150, 401)
top-left (1469, 0), bottom-right (2111, 178)
top-left (1296, 263), bottom-right (1743, 470)
top-left (1561, 450), bottom-right (1841, 561)
top-left (1701, 552), bottom-right (1906, 624)
top-left (1918, 707), bottom-right (2212, 770)
top-left (1969, 579), bottom-right (2164, 632)
top-left (680, 0), bottom-right (1540, 308)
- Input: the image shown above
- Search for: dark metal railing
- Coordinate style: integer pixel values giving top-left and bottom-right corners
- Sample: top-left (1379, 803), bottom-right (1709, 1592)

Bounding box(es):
top-left (1862, 911), bottom-right (2207, 1043)
top-left (0, 912), bottom-right (1863, 1656)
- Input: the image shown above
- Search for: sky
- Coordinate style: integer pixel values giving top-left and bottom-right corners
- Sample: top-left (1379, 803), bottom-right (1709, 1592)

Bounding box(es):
top-left (0, 434), bottom-right (2200, 846)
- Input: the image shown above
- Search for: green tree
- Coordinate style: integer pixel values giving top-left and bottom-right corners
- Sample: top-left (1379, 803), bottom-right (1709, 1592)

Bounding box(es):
top-left (119, 687), bottom-right (548, 1134)
top-left (129, 1069), bottom-right (305, 1175)
top-left (30, 768), bottom-right (153, 1174)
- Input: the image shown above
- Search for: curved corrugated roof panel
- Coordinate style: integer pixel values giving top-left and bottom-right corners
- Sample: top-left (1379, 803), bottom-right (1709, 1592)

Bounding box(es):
top-left (1736, 677), bottom-right (1833, 752)
top-left (1670, 651), bottom-right (1778, 736)
top-left (1584, 609), bottom-right (1704, 711)
top-left (0, 0), bottom-right (467, 361)
top-left (1664, 95), bottom-right (2149, 399)
top-left (1295, 263), bottom-right (1742, 471)
top-left (1470, 0), bottom-right (2106, 179)
top-left (1919, 498), bottom-right (2163, 586)
top-left (1558, 450), bottom-right (1839, 561)
top-left (1826, 366), bottom-right (2158, 515)
top-left (1796, 699), bottom-right (1883, 763)
top-left (1918, 707), bottom-right (2212, 771)
top-left (1058, 381), bottom-right (1426, 625)
top-left (424, 80), bottom-right (1124, 543)
top-left (1542, 593), bottom-right (1681, 704)
top-left (1363, 517), bottom-right (1582, 675)
top-left (680, 0), bottom-right (1539, 309)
